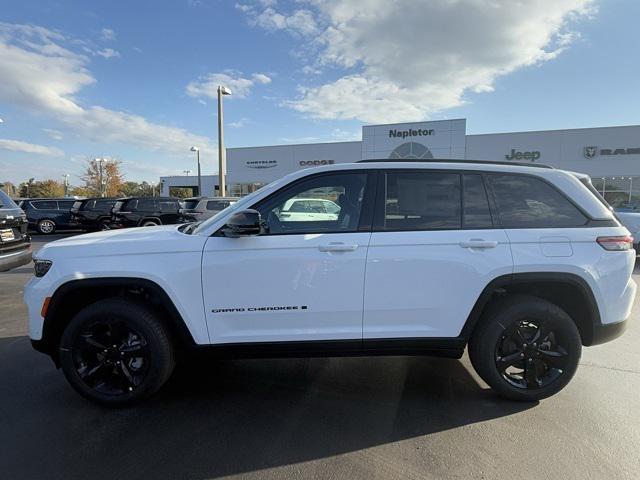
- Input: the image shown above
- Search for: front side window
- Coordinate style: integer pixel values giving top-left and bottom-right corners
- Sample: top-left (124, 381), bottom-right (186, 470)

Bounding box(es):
top-left (206, 200), bottom-right (229, 211)
top-left (136, 199), bottom-right (155, 211)
top-left (463, 174), bottom-right (493, 228)
top-left (381, 171), bottom-right (461, 231)
top-left (490, 174), bottom-right (587, 228)
top-left (95, 200), bottom-right (115, 210)
top-left (255, 172), bottom-right (368, 234)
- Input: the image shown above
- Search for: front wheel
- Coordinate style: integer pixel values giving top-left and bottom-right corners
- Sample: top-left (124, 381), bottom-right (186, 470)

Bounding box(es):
top-left (468, 295), bottom-right (581, 401)
top-left (141, 220), bottom-right (160, 227)
top-left (59, 299), bottom-right (175, 406)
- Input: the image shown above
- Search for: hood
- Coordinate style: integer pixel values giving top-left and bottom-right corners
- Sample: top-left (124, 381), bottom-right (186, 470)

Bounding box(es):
top-left (36, 225), bottom-right (204, 260)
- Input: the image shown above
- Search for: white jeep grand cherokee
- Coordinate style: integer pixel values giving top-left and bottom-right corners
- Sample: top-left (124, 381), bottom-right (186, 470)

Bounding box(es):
top-left (25, 161), bottom-right (636, 406)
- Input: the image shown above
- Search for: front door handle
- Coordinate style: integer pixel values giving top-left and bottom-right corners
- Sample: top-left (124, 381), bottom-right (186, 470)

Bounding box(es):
top-left (459, 239), bottom-right (498, 249)
top-left (318, 243), bottom-right (359, 252)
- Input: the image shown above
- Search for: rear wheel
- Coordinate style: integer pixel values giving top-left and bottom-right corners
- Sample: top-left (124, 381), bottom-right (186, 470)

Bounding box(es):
top-left (37, 219), bottom-right (56, 234)
top-left (97, 219), bottom-right (111, 231)
top-left (141, 219), bottom-right (160, 227)
top-left (469, 295), bottom-right (581, 401)
top-left (59, 299), bottom-right (175, 406)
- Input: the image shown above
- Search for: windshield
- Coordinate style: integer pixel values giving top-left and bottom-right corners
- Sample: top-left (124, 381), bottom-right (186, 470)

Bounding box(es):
top-left (0, 191), bottom-right (18, 209)
top-left (72, 200), bottom-right (83, 210)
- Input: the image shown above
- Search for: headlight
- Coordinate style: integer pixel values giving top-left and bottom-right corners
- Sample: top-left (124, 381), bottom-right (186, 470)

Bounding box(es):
top-left (34, 259), bottom-right (53, 277)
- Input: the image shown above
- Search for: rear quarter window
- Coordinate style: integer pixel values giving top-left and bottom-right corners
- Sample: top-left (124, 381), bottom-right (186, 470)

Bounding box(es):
top-left (490, 174), bottom-right (588, 228)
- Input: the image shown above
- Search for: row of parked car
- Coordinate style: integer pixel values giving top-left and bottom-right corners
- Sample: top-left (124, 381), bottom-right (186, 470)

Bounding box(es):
top-left (18, 196), bottom-right (238, 234)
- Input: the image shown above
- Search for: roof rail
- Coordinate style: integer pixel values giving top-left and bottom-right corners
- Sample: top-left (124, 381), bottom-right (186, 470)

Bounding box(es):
top-left (356, 158), bottom-right (554, 169)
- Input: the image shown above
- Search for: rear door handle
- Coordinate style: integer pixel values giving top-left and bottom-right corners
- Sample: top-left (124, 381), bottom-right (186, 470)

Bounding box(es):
top-left (459, 239), bottom-right (498, 249)
top-left (318, 243), bottom-right (359, 252)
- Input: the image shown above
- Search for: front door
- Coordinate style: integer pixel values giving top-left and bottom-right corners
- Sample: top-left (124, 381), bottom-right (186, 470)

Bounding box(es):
top-left (363, 170), bottom-right (513, 339)
top-left (202, 171), bottom-right (375, 344)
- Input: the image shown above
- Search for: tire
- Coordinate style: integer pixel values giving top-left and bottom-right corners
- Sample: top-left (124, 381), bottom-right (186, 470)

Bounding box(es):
top-left (97, 219), bottom-right (111, 231)
top-left (59, 298), bottom-right (175, 406)
top-left (468, 294), bottom-right (581, 402)
top-left (37, 219), bottom-right (56, 234)
top-left (141, 220), bottom-right (160, 227)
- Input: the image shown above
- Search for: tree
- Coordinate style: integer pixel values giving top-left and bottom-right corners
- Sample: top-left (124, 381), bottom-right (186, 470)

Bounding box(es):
top-left (168, 187), bottom-right (193, 199)
top-left (117, 181), bottom-right (159, 197)
top-left (0, 181), bottom-right (17, 197)
top-left (82, 158), bottom-right (124, 197)
top-left (18, 179), bottom-right (65, 198)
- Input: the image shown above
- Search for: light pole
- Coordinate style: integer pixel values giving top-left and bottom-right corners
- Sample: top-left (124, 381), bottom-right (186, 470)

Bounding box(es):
top-left (62, 174), bottom-right (69, 197)
top-left (217, 85), bottom-right (232, 197)
top-left (183, 169), bottom-right (192, 176)
top-left (190, 146), bottom-right (201, 195)
top-left (96, 158), bottom-right (109, 197)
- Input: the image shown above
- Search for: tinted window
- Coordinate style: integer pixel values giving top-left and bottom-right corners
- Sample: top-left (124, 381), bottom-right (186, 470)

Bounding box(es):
top-left (183, 200), bottom-right (200, 209)
top-left (159, 200), bottom-right (178, 212)
top-left (72, 200), bottom-right (84, 210)
top-left (463, 174), bottom-right (492, 228)
top-left (491, 175), bottom-right (587, 228)
top-left (95, 200), bottom-right (115, 210)
top-left (58, 200), bottom-right (74, 210)
top-left (206, 200), bottom-right (229, 211)
top-left (255, 173), bottom-right (367, 234)
top-left (382, 172), bottom-right (461, 230)
top-left (136, 199), bottom-right (155, 210)
top-left (0, 191), bottom-right (18, 209)
top-left (32, 201), bottom-right (58, 210)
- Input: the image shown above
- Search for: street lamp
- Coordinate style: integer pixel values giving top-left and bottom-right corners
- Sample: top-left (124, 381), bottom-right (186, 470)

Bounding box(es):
top-left (190, 146), bottom-right (201, 195)
top-left (62, 174), bottom-right (70, 197)
top-left (183, 169), bottom-right (192, 176)
top-left (217, 85), bottom-right (232, 197)
top-left (95, 158), bottom-right (109, 197)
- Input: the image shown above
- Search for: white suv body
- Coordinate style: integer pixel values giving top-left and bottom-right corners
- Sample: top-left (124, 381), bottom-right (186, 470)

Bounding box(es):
top-left (24, 161), bottom-right (636, 405)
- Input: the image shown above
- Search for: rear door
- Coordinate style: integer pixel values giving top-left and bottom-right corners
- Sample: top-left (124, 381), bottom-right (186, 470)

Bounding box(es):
top-left (363, 170), bottom-right (513, 339)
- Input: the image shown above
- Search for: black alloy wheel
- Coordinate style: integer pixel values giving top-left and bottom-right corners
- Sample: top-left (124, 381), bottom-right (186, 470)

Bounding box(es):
top-left (495, 320), bottom-right (570, 390)
top-left (72, 319), bottom-right (150, 395)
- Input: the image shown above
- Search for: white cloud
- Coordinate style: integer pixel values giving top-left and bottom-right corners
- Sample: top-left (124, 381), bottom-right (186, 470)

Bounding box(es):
top-left (229, 118), bottom-right (251, 128)
top-left (43, 128), bottom-right (63, 140)
top-left (100, 28), bottom-right (116, 41)
top-left (186, 71), bottom-right (272, 99)
top-left (240, 0), bottom-right (595, 123)
top-left (96, 47), bottom-right (120, 59)
top-left (0, 138), bottom-right (64, 156)
top-left (0, 22), bottom-right (214, 157)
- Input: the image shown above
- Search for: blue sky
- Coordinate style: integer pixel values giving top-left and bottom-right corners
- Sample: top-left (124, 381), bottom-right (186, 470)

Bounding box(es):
top-left (1, 0), bottom-right (639, 186)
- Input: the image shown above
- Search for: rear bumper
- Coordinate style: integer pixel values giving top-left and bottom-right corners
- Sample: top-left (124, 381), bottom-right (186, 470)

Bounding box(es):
top-left (0, 246), bottom-right (32, 272)
top-left (589, 318), bottom-right (627, 346)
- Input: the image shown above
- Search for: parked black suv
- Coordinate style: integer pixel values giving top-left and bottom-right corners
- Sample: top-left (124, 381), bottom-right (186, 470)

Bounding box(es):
top-left (70, 197), bottom-right (117, 231)
top-left (0, 191), bottom-right (31, 271)
top-left (111, 197), bottom-right (182, 228)
top-left (20, 198), bottom-right (80, 234)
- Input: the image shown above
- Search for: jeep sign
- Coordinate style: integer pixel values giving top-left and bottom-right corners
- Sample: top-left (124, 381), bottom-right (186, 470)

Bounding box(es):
top-left (505, 149), bottom-right (541, 161)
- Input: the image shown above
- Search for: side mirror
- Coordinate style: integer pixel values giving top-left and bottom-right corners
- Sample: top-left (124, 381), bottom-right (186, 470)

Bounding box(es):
top-left (220, 209), bottom-right (262, 237)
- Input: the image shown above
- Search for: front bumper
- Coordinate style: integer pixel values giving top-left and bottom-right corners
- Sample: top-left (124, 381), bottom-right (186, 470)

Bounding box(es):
top-left (590, 318), bottom-right (627, 346)
top-left (0, 246), bottom-right (32, 272)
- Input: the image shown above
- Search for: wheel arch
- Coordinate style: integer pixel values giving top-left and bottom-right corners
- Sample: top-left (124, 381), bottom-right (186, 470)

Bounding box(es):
top-left (138, 217), bottom-right (162, 226)
top-left (461, 272), bottom-right (601, 346)
top-left (39, 277), bottom-right (196, 365)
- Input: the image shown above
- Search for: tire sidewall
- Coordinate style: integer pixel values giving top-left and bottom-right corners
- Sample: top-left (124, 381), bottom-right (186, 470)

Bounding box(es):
top-left (59, 300), bottom-right (173, 406)
top-left (470, 296), bottom-right (582, 401)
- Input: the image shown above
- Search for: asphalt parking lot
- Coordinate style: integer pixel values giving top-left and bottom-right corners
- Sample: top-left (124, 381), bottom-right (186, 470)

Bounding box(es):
top-left (1, 234), bottom-right (639, 480)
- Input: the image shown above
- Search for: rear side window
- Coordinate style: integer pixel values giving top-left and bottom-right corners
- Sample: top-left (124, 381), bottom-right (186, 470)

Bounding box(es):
top-left (382, 172), bottom-right (461, 230)
top-left (159, 200), bottom-right (178, 212)
top-left (463, 174), bottom-right (492, 228)
top-left (32, 201), bottom-right (57, 210)
top-left (206, 200), bottom-right (229, 211)
top-left (490, 174), bottom-right (587, 228)
top-left (136, 199), bottom-right (155, 210)
top-left (58, 200), bottom-right (74, 210)
top-left (95, 200), bottom-right (115, 210)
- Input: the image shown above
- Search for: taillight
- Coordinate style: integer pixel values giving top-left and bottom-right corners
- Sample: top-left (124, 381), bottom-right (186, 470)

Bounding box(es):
top-left (596, 236), bottom-right (634, 251)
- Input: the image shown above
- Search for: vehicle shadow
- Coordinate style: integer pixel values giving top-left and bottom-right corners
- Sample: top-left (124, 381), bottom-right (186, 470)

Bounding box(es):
top-left (0, 336), bottom-right (535, 480)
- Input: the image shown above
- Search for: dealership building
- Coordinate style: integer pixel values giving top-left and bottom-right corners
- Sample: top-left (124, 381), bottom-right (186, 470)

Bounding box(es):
top-left (161, 119), bottom-right (640, 206)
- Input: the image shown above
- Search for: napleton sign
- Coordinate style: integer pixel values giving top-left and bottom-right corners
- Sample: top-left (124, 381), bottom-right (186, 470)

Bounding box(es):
top-left (389, 128), bottom-right (434, 139)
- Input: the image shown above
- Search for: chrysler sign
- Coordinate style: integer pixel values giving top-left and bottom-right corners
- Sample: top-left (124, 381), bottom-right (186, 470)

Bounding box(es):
top-left (246, 160), bottom-right (277, 169)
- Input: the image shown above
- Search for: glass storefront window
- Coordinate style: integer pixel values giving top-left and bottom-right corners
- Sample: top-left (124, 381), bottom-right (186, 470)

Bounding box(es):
top-left (591, 176), bottom-right (640, 209)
